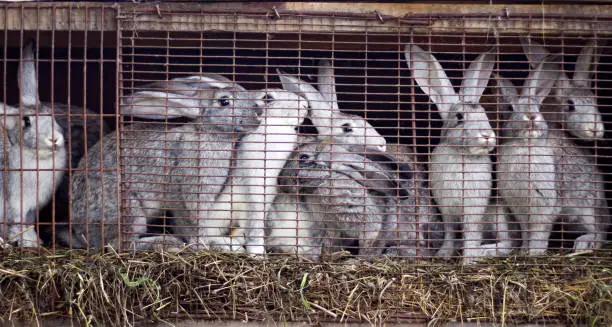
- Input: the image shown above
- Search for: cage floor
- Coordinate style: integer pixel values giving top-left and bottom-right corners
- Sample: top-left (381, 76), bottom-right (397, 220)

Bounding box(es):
top-left (0, 246), bottom-right (609, 326)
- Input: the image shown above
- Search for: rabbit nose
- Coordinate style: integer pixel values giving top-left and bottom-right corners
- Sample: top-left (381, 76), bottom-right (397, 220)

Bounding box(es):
top-left (479, 131), bottom-right (495, 142)
top-left (45, 136), bottom-right (62, 149)
top-left (377, 144), bottom-right (387, 152)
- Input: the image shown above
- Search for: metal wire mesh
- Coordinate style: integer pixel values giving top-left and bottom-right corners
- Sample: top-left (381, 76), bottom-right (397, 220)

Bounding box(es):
top-left (0, 3), bottom-right (610, 265)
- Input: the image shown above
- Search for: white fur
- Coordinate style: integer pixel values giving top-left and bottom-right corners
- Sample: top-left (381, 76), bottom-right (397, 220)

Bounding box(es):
top-left (278, 60), bottom-right (387, 152)
top-left (267, 195), bottom-right (319, 257)
top-left (200, 89), bottom-right (308, 255)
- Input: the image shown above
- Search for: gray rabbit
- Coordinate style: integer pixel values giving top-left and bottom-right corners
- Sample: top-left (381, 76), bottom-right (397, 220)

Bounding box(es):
top-left (521, 38), bottom-right (609, 250)
top-left (496, 57), bottom-right (563, 255)
top-left (66, 76), bottom-right (262, 249)
top-left (405, 44), bottom-right (496, 264)
top-left (520, 38), bottom-right (604, 140)
top-left (18, 40), bottom-right (109, 244)
top-left (268, 139), bottom-right (436, 260)
top-left (0, 104), bottom-right (66, 246)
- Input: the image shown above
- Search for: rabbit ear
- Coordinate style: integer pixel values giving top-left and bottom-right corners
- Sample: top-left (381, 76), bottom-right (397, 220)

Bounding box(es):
top-left (404, 44), bottom-right (459, 119)
top-left (459, 50), bottom-right (495, 103)
top-left (136, 80), bottom-right (199, 97)
top-left (494, 74), bottom-right (519, 109)
top-left (120, 90), bottom-right (206, 120)
top-left (521, 56), bottom-right (562, 104)
top-left (345, 145), bottom-right (413, 181)
top-left (173, 74), bottom-right (247, 91)
top-left (573, 40), bottom-right (598, 87)
top-left (277, 70), bottom-right (322, 103)
top-left (317, 60), bottom-right (339, 111)
top-left (18, 40), bottom-right (39, 107)
top-left (346, 161), bottom-right (408, 198)
top-left (520, 37), bottom-right (550, 69)
top-left (0, 104), bottom-right (21, 130)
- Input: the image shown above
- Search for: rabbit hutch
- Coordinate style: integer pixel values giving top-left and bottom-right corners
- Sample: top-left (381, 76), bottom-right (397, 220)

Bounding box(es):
top-left (0, 1), bottom-right (610, 326)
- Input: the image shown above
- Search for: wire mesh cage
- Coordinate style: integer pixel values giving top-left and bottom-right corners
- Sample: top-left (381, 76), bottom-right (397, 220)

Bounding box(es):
top-left (0, 2), bottom-right (610, 325)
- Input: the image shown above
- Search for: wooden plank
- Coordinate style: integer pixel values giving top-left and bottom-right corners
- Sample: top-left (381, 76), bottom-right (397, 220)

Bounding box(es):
top-left (0, 2), bottom-right (609, 35)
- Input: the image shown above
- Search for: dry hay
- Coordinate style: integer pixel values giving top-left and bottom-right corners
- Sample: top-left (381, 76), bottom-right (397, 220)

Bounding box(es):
top-left (0, 246), bottom-right (609, 326)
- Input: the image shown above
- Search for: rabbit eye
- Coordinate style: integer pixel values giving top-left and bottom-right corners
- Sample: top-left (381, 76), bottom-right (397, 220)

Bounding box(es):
top-left (455, 112), bottom-right (464, 124)
top-left (567, 100), bottom-right (576, 112)
top-left (218, 96), bottom-right (232, 107)
top-left (261, 93), bottom-right (274, 104)
top-left (299, 153), bottom-right (310, 161)
top-left (341, 123), bottom-right (353, 133)
top-left (22, 117), bottom-right (31, 128)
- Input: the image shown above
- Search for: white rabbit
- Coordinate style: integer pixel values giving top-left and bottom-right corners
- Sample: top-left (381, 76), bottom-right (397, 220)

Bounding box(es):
top-left (277, 60), bottom-right (387, 152)
top-left (0, 104), bottom-right (66, 246)
top-left (67, 76), bottom-right (262, 249)
top-left (496, 57), bottom-right (563, 255)
top-left (405, 44), bottom-right (496, 264)
top-left (198, 88), bottom-right (308, 255)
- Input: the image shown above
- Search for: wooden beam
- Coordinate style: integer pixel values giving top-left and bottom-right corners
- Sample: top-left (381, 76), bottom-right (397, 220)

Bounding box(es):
top-left (0, 2), bottom-right (608, 35)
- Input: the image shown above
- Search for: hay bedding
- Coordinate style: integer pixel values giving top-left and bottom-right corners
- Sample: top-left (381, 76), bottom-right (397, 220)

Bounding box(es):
top-left (0, 246), bottom-right (609, 326)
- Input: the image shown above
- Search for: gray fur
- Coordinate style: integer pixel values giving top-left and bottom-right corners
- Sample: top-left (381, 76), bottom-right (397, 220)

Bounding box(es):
top-left (67, 77), bottom-right (262, 249)
top-left (548, 130), bottom-right (609, 251)
top-left (481, 199), bottom-right (521, 256)
top-left (0, 104), bottom-right (66, 246)
top-left (521, 38), bottom-right (609, 249)
top-left (496, 58), bottom-right (563, 255)
top-left (267, 140), bottom-right (437, 260)
top-left (19, 40), bottom-right (109, 245)
top-left (521, 38), bottom-right (604, 140)
top-left (405, 44), bottom-right (496, 264)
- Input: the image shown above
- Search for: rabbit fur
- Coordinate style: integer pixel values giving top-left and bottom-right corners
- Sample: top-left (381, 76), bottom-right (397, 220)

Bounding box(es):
top-left (18, 40), bottom-right (109, 244)
top-left (66, 76), bottom-right (262, 249)
top-left (521, 38), bottom-right (604, 140)
top-left (0, 103), bottom-right (66, 246)
top-left (278, 60), bottom-right (387, 152)
top-left (496, 57), bottom-right (563, 255)
top-left (197, 88), bottom-right (308, 255)
top-left (268, 139), bottom-right (437, 260)
top-left (520, 38), bottom-right (609, 250)
top-left (405, 44), bottom-right (496, 264)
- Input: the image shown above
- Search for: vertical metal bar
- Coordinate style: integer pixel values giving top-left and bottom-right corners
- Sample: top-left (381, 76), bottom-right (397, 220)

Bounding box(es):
top-left (115, 5), bottom-right (123, 252)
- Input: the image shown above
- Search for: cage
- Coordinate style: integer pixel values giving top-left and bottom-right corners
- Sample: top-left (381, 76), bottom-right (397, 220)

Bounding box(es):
top-left (0, 2), bottom-right (610, 326)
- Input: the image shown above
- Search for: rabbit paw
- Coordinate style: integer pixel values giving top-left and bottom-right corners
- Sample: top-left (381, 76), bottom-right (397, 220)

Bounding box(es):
top-left (17, 230), bottom-right (41, 248)
top-left (477, 243), bottom-right (513, 257)
top-left (436, 247), bottom-right (455, 259)
top-left (573, 234), bottom-right (599, 251)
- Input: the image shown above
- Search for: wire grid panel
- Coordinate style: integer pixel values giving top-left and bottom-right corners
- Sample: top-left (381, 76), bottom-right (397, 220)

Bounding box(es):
top-left (110, 11), bottom-right (612, 262)
top-left (0, 5), bottom-right (113, 250)
top-left (0, 6), bottom-right (609, 264)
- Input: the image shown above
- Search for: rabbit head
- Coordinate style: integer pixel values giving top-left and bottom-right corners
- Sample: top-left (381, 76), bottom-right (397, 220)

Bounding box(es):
top-left (405, 44), bottom-right (496, 155)
top-left (521, 38), bottom-right (604, 140)
top-left (252, 88), bottom-right (308, 127)
top-left (285, 140), bottom-right (407, 198)
top-left (121, 76), bottom-right (261, 133)
top-left (277, 63), bottom-right (387, 152)
top-left (495, 57), bottom-right (561, 140)
top-left (0, 104), bottom-right (64, 157)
